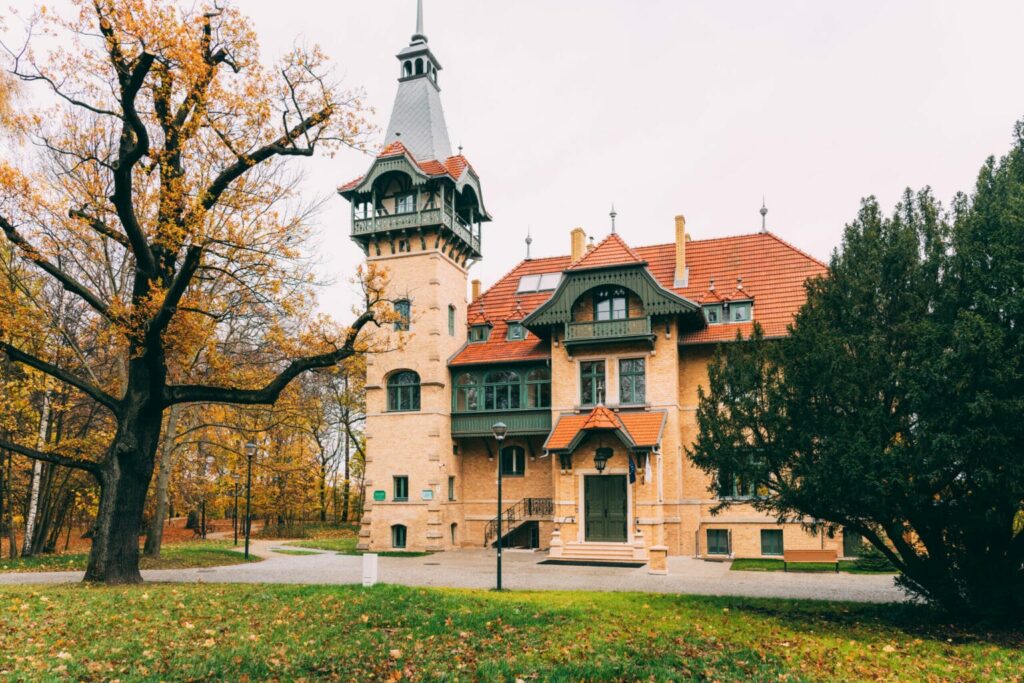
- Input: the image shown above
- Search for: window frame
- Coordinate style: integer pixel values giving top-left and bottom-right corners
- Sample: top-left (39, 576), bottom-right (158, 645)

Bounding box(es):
top-left (594, 287), bottom-right (628, 322)
top-left (394, 299), bottom-right (411, 332)
top-left (448, 476), bottom-right (456, 501)
top-left (506, 322), bottom-right (526, 341)
top-left (387, 371), bottom-right (421, 412)
top-left (760, 529), bottom-right (784, 557)
top-left (393, 476), bottom-right (409, 502)
top-left (448, 304), bottom-right (456, 336)
top-left (706, 529), bottom-right (730, 556)
top-left (618, 358), bottom-right (646, 406)
top-left (483, 370), bottom-right (521, 411)
top-left (579, 360), bottom-right (606, 407)
top-left (391, 524), bottom-right (407, 549)
top-left (395, 192), bottom-right (416, 215)
top-left (454, 373), bottom-right (479, 412)
top-left (500, 445), bottom-right (526, 477)
top-left (526, 367), bottom-right (551, 408)
top-left (728, 301), bottom-right (752, 323)
top-left (469, 325), bottom-right (491, 343)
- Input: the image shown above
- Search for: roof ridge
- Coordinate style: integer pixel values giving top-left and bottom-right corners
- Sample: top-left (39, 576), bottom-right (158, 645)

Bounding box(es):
top-left (762, 231), bottom-right (830, 269)
top-left (569, 232), bottom-right (645, 270)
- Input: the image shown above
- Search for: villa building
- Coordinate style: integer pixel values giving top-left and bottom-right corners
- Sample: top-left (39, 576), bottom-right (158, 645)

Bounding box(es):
top-left (339, 3), bottom-right (850, 565)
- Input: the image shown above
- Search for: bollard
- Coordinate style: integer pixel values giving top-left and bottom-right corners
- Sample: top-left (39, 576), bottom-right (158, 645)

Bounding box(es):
top-left (362, 553), bottom-right (378, 587)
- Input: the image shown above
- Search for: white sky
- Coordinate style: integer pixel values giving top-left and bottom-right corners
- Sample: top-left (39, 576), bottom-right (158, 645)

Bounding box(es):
top-left (9, 1), bottom-right (1024, 320)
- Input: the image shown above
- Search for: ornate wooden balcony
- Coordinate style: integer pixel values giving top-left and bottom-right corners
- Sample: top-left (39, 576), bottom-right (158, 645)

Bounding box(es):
top-left (451, 409), bottom-right (551, 438)
top-left (352, 206), bottom-right (481, 254)
top-left (564, 316), bottom-right (654, 348)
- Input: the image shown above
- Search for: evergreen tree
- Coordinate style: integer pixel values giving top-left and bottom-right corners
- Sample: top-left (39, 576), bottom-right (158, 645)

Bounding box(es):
top-left (690, 121), bottom-right (1024, 622)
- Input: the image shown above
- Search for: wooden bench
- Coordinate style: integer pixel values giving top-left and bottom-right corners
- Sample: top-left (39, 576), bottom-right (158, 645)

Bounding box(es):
top-left (783, 549), bottom-right (839, 572)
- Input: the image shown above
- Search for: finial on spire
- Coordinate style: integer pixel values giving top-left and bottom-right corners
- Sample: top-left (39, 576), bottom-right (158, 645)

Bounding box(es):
top-left (760, 196), bottom-right (768, 233)
top-left (412, 0), bottom-right (427, 43)
top-left (525, 226), bottom-right (533, 260)
top-left (610, 204), bottom-right (617, 233)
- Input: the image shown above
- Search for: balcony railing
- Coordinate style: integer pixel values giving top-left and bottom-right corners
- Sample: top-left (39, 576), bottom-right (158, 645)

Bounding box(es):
top-left (564, 316), bottom-right (653, 345)
top-left (451, 409), bottom-right (551, 438)
top-left (352, 206), bottom-right (480, 254)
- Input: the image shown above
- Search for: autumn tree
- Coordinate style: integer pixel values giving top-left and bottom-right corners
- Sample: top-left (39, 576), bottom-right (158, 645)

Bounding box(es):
top-left (690, 121), bottom-right (1024, 622)
top-left (0, 1), bottom-right (391, 584)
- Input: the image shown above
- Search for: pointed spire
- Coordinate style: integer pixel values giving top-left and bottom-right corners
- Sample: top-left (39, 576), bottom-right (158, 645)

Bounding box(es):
top-left (610, 204), bottom-right (617, 233)
top-left (525, 226), bottom-right (533, 260)
top-left (760, 196), bottom-right (768, 233)
top-left (413, 0), bottom-right (427, 43)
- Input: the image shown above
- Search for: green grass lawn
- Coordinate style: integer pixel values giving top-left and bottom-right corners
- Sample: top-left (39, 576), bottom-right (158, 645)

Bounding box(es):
top-left (284, 536), bottom-right (430, 557)
top-left (731, 558), bottom-right (899, 574)
top-left (0, 584), bottom-right (1019, 682)
top-left (0, 541), bottom-right (259, 573)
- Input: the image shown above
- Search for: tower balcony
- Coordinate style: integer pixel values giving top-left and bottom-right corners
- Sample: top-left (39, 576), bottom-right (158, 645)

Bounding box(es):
top-left (563, 316), bottom-right (654, 349)
top-left (352, 206), bottom-right (481, 255)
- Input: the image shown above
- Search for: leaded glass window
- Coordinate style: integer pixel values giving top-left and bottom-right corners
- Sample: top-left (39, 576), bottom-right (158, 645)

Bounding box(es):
top-left (387, 371), bottom-right (420, 412)
top-left (454, 373), bottom-right (478, 412)
top-left (484, 370), bottom-right (521, 410)
top-left (619, 358), bottom-right (646, 405)
top-left (580, 361), bottom-right (605, 406)
top-left (526, 367), bottom-right (551, 408)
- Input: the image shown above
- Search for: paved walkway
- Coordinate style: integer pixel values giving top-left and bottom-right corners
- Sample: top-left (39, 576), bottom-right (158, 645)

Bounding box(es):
top-left (0, 540), bottom-right (906, 603)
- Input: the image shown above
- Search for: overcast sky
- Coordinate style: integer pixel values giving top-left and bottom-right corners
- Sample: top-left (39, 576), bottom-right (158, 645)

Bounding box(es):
top-left (10, 1), bottom-right (1024, 319)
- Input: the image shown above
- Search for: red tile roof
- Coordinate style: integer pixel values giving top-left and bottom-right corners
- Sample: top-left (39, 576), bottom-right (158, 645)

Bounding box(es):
top-left (449, 231), bottom-right (825, 364)
top-left (545, 408), bottom-right (666, 451)
top-left (568, 233), bottom-right (645, 271)
top-left (338, 142), bottom-right (475, 192)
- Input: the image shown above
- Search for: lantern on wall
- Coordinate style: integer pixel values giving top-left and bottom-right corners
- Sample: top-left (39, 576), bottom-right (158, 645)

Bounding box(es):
top-left (594, 447), bottom-right (613, 473)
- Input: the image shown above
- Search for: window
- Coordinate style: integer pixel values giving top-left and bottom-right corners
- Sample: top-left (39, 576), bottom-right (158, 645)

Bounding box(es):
top-left (396, 193), bottom-right (415, 214)
top-left (387, 371), bottom-right (420, 412)
top-left (398, 238), bottom-right (410, 253)
top-left (516, 272), bottom-right (561, 293)
top-left (391, 524), bottom-right (407, 548)
top-left (394, 300), bottom-right (411, 331)
top-left (526, 367), bottom-right (551, 408)
top-left (448, 305), bottom-right (456, 336)
top-left (469, 325), bottom-right (491, 342)
top-left (729, 302), bottom-right (752, 322)
top-left (619, 358), bottom-right (646, 405)
top-left (706, 529), bottom-right (730, 555)
top-left (717, 467), bottom-right (765, 499)
top-left (703, 304), bottom-right (723, 324)
top-left (500, 446), bottom-right (526, 476)
top-left (454, 373), bottom-right (478, 412)
top-left (594, 287), bottom-right (628, 321)
top-left (448, 476), bottom-right (456, 501)
top-left (761, 529), bottom-right (783, 556)
top-left (484, 370), bottom-right (521, 410)
top-left (580, 360), bottom-right (605, 406)
top-left (393, 476), bottom-right (409, 502)
top-left (506, 323), bottom-right (525, 340)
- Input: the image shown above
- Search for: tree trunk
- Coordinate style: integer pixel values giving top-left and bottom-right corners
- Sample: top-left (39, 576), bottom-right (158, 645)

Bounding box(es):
top-left (84, 411), bottom-right (161, 585)
top-left (144, 404), bottom-right (181, 558)
top-left (3, 452), bottom-right (16, 558)
top-left (22, 389), bottom-right (51, 557)
top-left (319, 462), bottom-right (327, 523)
top-left (341, 406), bottom-right (350, 522)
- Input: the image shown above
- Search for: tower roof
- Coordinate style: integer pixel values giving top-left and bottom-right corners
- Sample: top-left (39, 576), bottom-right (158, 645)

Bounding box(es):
top-left (383, 0), bottom-right (452, 162)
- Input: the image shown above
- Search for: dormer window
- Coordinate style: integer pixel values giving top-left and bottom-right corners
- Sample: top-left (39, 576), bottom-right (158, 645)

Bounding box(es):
top-left (506, 323), bottom-right (525, 341)
top-left (703, 301), bottom-right (753, 325)
top-left (594, 287), bottom-right (628, 321)
top-left (729, 302), bottom-right (752, 322)
top-left (703, 305), bottom-right (722, 324)
top-left (469, 324), bottom-right (491, 342)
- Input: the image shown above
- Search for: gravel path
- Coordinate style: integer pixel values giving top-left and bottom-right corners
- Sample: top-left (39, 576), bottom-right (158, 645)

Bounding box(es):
top-left (0, 541), bottom-right (907, 603)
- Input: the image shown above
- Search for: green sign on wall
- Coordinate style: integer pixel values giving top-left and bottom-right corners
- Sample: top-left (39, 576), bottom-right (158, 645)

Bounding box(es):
top-left (373, 490), bottom-right (386, 502)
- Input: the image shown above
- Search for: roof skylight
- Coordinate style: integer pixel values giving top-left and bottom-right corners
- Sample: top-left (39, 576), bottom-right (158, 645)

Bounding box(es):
top-left (517, 272), bottom-right (561, 293)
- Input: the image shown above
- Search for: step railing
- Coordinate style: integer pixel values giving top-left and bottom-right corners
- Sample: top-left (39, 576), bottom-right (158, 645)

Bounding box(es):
top-left (483, 498), bottom-right (553, 546)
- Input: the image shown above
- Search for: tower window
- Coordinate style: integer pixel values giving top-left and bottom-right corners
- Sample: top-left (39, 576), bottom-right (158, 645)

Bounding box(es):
top-left (398, 239), bottom-right (410, 253)
top-left (415, 58), bottom-right (424, 75)
top-left (393, 477), bottom-right (409, 502)
top-left (387, 371), bottom-right (420, 412)
top-left (506, 323), bottom-right (525, 340)
top-left (396, 193), bottom-right (415, 214)
top-left (580, 360), bottom-right (606, 406)
top-left (403, 61), bottom-right (412, 77)
top-left (394, 300), bottom-right (411, 331)
top-left (448, 305), bottom-right (456, 336)
top-left (391, 524), bottom-right (407, 548)
top-left (594, 287), bottom-right (628, 321)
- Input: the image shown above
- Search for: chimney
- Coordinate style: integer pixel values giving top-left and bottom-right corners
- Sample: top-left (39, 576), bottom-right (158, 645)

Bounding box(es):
top-left (471, 279), bottom-right (481, 301)
top-left (674, 215), bottom-right (688, 287)
top-left (570, 227), bottom-right (586, 263)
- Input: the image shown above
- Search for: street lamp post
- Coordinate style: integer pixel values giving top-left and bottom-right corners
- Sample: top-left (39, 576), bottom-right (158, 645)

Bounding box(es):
top-left (244, 440), bottom-right (257, 560)
top-left (231, 473), bottom-right (242, 546)
top-left (491, 422), bottom-right (508, 591)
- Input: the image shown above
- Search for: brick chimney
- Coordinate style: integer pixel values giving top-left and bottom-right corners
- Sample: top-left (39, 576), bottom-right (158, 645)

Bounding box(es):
top-left (471, 279), bottom-right (481, 300)
top-left (674, 215), bottom-right (688, 287)
top-left (570, 227), bottom-right (586, 263)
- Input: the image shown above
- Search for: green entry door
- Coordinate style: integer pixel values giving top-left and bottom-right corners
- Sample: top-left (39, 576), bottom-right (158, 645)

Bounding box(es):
top-left (584, 475), bottom-right (628, 542)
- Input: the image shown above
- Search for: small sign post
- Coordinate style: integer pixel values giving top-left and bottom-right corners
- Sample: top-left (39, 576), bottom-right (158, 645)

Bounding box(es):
top-left (362, 553), bottom-right (378, 587)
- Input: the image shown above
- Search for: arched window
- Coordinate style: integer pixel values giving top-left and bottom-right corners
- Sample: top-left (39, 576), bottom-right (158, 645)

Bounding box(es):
top-left (388, 371), bottom-right (420, 412)
top-left (415, 58), bottom-right (424, 75)
top-left (500, 445), bottom-right (526, 476)
top-left (594, 286), bottom-right (629, 321)
top-left (454, 373), bottom-right (478, 412)
top-left (394, 299), bottom-right (411, 331)
top-left (391, 524), bottom-right (407, 549)
top-left (526, 367), bottom-right (551, 408)
top-left (484, 370), bottom-right (520, 410)
top-left (403, 61), bottom-right (412, 77)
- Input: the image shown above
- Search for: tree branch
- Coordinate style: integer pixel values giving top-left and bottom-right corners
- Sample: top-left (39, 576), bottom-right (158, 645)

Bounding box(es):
top-left (69, 209), bottom-right (130, 248)
top-left (149, 245), bottom-right (203, 334)
top-left (0, 213), bottom-right (114, 321)
top-left (0, 436), bottom-right (102, 475)
top-left (1, 341), bottom-right (119, 411)
top-left (165, 309), bottom-right (375, 407)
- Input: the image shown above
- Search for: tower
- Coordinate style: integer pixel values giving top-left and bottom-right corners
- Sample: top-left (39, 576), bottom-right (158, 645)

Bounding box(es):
top-left (339, 0), bottom-right (491, 552)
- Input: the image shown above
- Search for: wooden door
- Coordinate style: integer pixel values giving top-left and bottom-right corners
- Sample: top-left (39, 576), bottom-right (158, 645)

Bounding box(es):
top-left (584, 475), bottom-right (627, 542)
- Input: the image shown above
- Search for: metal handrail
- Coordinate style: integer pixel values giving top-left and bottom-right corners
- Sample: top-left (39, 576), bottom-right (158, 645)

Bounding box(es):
top-left (483, 497), bottom-right (553, 545)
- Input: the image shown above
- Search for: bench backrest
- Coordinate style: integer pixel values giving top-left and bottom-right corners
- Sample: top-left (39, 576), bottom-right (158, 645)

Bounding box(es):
top-left (783, 549), bottom-right (837, 563)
